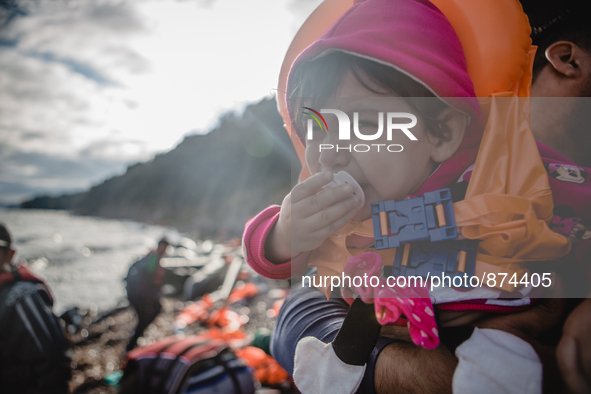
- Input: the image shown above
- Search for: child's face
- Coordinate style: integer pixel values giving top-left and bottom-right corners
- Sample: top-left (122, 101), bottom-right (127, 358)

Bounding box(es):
top-left (304, 70), bottom-right (439, 222)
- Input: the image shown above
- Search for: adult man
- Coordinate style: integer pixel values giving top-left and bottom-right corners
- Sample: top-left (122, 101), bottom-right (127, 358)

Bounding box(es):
top-left (521, 2), bottom-right (591, 392)
top-left (0, 223), bottom-right (71, 394)
top-left (125, 237), bottom-right (169, 351)
top-left (526, 3), bottom-right (591, 167)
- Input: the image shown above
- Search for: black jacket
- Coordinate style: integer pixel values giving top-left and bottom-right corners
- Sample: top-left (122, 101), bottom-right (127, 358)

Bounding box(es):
top-left (0, 270), bottom-right (71, 394)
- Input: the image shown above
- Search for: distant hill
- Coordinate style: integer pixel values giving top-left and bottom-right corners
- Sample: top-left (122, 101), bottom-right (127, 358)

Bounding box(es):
top-left (21, 97), bottom-right (301, 238)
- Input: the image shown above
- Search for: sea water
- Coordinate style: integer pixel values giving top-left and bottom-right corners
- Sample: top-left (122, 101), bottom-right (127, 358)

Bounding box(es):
top-left (0, 209), bottom-right (179, 313)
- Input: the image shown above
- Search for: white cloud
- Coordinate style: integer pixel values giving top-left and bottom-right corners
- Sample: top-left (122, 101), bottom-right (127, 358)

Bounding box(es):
top-left (0, 0), bottom-right (323, 204)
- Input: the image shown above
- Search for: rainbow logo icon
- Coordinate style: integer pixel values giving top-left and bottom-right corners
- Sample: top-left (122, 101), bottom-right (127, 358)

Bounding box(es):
top-left (303, 107), bottom-right (328, 137)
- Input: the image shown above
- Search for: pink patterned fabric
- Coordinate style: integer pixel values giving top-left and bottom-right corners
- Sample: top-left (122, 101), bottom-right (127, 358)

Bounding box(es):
top-left (342, 252), bottom-right (439, 349)
top-left (537, 142), bottom-right (591, 280)
top-left (375, 288), bottom-right (439, 349)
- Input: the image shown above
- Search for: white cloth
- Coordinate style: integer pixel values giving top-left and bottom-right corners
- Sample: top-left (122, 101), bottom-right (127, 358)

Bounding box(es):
top-left (453, 328), bottom-right (542, 394)
top-left (293, 336), bottom-right (366, 394)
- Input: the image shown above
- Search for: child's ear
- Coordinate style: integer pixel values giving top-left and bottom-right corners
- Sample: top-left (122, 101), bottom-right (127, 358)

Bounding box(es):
top-left (429, 108), bottom-right (468, 163)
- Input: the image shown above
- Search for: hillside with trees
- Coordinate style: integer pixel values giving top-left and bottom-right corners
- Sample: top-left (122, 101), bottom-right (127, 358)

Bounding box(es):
top-left (21, 97), bottom-right (300, 238)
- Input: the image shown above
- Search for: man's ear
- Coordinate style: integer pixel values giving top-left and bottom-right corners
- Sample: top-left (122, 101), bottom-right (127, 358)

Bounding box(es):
top-left (7, 249), bottom-right (15, 263)
top-left (1, 249), bottom-right (15, 268)
top-left (429, 108), bottom-right (468, 163)
top-left (545, 41), bottom-right (584, 78)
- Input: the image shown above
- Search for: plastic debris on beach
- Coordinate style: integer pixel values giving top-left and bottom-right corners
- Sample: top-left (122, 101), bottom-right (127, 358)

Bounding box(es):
top-left (66, 239), bottom-right (297, 394)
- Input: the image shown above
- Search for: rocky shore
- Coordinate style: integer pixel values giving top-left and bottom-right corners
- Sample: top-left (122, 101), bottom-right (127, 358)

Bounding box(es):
top-left (67, 273), bottom-right (294, 394)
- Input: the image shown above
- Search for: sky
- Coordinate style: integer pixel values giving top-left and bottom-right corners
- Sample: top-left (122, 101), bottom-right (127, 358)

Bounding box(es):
top-left (0, 0), bottom-right (322, 205)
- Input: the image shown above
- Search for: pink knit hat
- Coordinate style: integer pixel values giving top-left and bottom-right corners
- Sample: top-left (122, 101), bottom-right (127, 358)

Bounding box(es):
top-left (286, 0), bottom-right (483, 193)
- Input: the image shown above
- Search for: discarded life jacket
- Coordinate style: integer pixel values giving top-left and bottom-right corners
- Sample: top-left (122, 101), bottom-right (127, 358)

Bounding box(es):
top-left (120, 335), bottom-right (255, 394)
top-left (235, 346), bottom-right (290, 386)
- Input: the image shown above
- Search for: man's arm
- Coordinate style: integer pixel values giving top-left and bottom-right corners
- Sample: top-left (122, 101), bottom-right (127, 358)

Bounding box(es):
top-left (271, 282), bottom-right (458, 394)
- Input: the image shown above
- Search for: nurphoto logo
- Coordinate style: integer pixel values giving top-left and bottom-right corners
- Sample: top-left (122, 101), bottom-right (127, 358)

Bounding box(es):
top-left (303, 107), bottom-right (418, 153)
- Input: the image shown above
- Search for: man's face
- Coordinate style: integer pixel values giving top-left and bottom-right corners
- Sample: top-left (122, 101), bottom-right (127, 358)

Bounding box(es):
top-left (530, 43), bottom-right (591, 167)
top-left (0, 247), bottom-right (15, 267)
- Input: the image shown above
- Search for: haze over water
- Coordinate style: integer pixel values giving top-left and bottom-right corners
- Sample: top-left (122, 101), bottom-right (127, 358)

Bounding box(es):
top-left (1, 209), bottom-right (180, 314)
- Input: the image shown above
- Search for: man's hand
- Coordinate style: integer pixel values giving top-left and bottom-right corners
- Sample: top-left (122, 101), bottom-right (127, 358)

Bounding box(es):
top-left (265, 172), bottom-right (360, 262)
top-left (557, 297), bottom-right (591, 394)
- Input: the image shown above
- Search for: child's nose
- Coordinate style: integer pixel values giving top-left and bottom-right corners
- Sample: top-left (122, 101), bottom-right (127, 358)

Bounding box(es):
top-left (318, 143), bottom-right (350, 171)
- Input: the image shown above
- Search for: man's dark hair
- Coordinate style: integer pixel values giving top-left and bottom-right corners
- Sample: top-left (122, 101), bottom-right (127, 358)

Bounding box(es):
top-left (521, 1), bottom-right (591, 81)
top-left (0, 223), bottom-right (11, 251)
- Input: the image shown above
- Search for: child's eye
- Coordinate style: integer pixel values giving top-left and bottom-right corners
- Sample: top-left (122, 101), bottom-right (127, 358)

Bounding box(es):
top-left (358, 121), bottom-right (378, 128)
top-left (304, 123), bottom-right (326, 141)
top-left (355, 121), bottom-right (381, 137)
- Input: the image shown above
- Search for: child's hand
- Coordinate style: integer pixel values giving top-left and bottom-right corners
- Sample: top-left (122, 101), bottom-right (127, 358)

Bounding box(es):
top-left (265, 172), bottom-right (361, 263)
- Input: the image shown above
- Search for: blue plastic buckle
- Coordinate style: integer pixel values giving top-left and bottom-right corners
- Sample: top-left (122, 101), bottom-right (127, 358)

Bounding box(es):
top-left (386, 239), bottom-right (479, 287)
top-left (372, 188), bottom-right (457, 249)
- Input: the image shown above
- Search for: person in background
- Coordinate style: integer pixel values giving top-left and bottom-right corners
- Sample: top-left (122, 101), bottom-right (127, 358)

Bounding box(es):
top-left (0, 223), bottom-right (71, 394)
top-left (125, 237), bottom-right (169, 351)
top-left (516, 1), bottom-right (591, 392)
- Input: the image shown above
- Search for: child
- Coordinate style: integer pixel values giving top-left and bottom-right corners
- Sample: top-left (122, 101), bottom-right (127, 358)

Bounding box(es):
top-left (244, 0), bottom-right (570, 392)
top-left (246, 0), bottom-right (482, 282)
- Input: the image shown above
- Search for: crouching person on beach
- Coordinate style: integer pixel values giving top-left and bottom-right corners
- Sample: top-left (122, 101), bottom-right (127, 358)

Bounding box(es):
top-left (0, 223), bottom-right (72, 394)
top-left (125, 237), bottom-right (169, 351)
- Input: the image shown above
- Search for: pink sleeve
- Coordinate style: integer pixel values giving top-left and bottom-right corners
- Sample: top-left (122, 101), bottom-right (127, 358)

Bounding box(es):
top-left (243, 205), bottom-right (309, 279)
